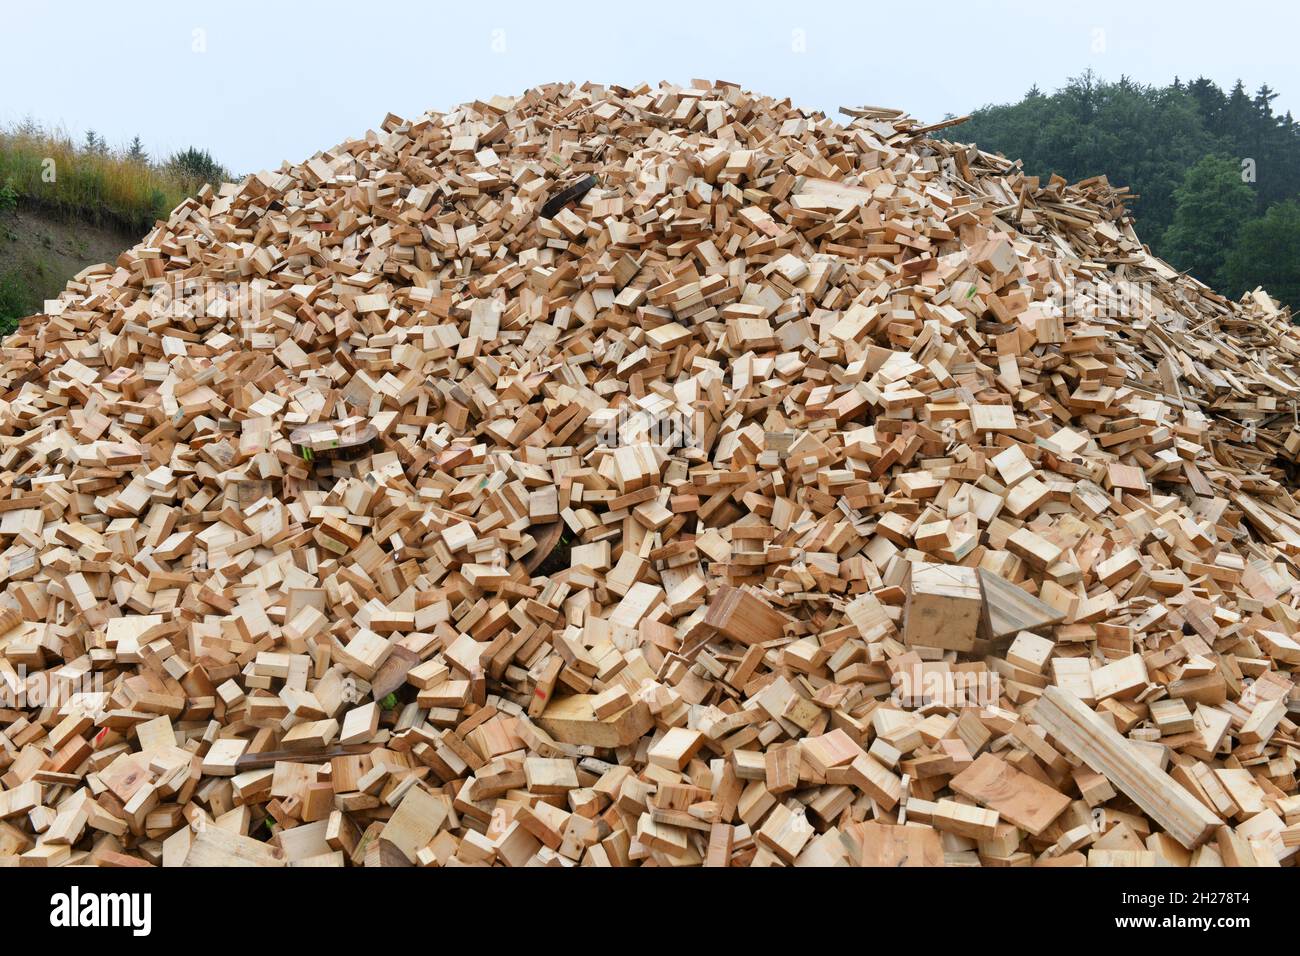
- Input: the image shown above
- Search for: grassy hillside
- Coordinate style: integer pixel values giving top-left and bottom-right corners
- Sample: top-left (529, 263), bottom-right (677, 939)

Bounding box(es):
top-left (0, 122), bottom-right (230, 331)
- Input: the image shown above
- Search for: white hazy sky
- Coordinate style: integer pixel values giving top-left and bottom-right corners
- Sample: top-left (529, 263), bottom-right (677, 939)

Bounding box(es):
top-left (4, 0), bottom-right (1297, 175)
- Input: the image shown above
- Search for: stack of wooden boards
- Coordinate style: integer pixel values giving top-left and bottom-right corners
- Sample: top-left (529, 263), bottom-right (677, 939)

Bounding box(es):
top-left (0, 80), bottom-right (1298, 868)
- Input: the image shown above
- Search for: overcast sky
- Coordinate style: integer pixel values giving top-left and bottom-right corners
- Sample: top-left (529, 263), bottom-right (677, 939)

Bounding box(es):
top-left (5, 0), bottom-right (1297, 175)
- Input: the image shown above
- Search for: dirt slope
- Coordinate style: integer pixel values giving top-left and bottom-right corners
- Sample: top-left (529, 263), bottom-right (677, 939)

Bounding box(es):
top-left (0, 204), bottom-right (137, 326)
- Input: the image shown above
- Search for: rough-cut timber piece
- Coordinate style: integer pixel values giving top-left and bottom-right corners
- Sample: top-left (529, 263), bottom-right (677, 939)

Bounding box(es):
top-left (1006, 632), bottom-right (1054, 674)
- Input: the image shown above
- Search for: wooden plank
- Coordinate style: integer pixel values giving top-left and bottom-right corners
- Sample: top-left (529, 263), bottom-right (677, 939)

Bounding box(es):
top-left (182, 827), bottom-right (285, 867)
top-left (977, 569), bottom-right (1066, 639)
top-left (1031, 687), bottom-right (1220, 849)
top-left (949, 752), bottom-right (1070, 836)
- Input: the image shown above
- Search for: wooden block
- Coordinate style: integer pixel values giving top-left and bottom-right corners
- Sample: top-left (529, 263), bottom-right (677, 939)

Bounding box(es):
top-left (1258, 630), bottom-right (1300, 665)
top-left (407, 659), bottom-right (450, 691)
top-left (536, 694), bottom-right (654, 748)
top-left (842, 754), bottom-right (902, 810)
top-left (978, 569), bottom-right (1065, 639)
top-left (635, 814), bottom-right (689, 858)
top-left (1006, 631), bottom-right (1054, 673)
top-left (201, 738), bottom-right (249, 777)
top-left (1096, 547), bottom-right (1141, 587)
top-left (591, 684), bottom-right (632, 719)
top-left (765, 743), bottom-right (801, 794)
top-left (1091, 654), bottom-right (1147, 701)
top-left (1106, 463), bottom-right (1148, 494)
top-left (904, 563), bottom-right (982, 651)
top-left (704, 587), bottom-right (791, 645)
top-left (1149, 699), bottom-right (1195, 735)
top-left (970, 404), bottom-right (1017, 432)
top-left (524, 757), bottom-right (579, 794)
top-left (380, 786), bottom-right (449, 863)
top-left (282, 719), bottom-right (339, 750)
top-left (756, 802), bottom-right (813, 863)
top-left (1007, 528), bottom-right (1062, 572)
top-left (801, 729), bottom-right (865, 774)
top-left (182, 827), bottom-right (285, 867)
top-left (1239, 698), bottom-right (1286, 745)
top-left (339, 703), bottom-right (380, 745)
top-left (648, 728), bottom-right (705, 771)
top-left (932, 799), bottom-right (1001, 840)
top-left (705, 822), bottom-right (733, 867)
top-left (859, 821), bottom-right (943, 867)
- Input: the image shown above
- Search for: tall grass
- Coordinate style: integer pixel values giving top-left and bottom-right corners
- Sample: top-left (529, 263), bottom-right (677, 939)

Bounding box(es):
top-left (0, 121), bottom-right (232, 332)
top-left (0, 121), bottom-right (224, 234)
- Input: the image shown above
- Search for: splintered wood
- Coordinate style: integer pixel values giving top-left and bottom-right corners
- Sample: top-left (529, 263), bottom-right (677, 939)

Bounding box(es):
top-left (0, 80), bottom-right (1298, 868)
